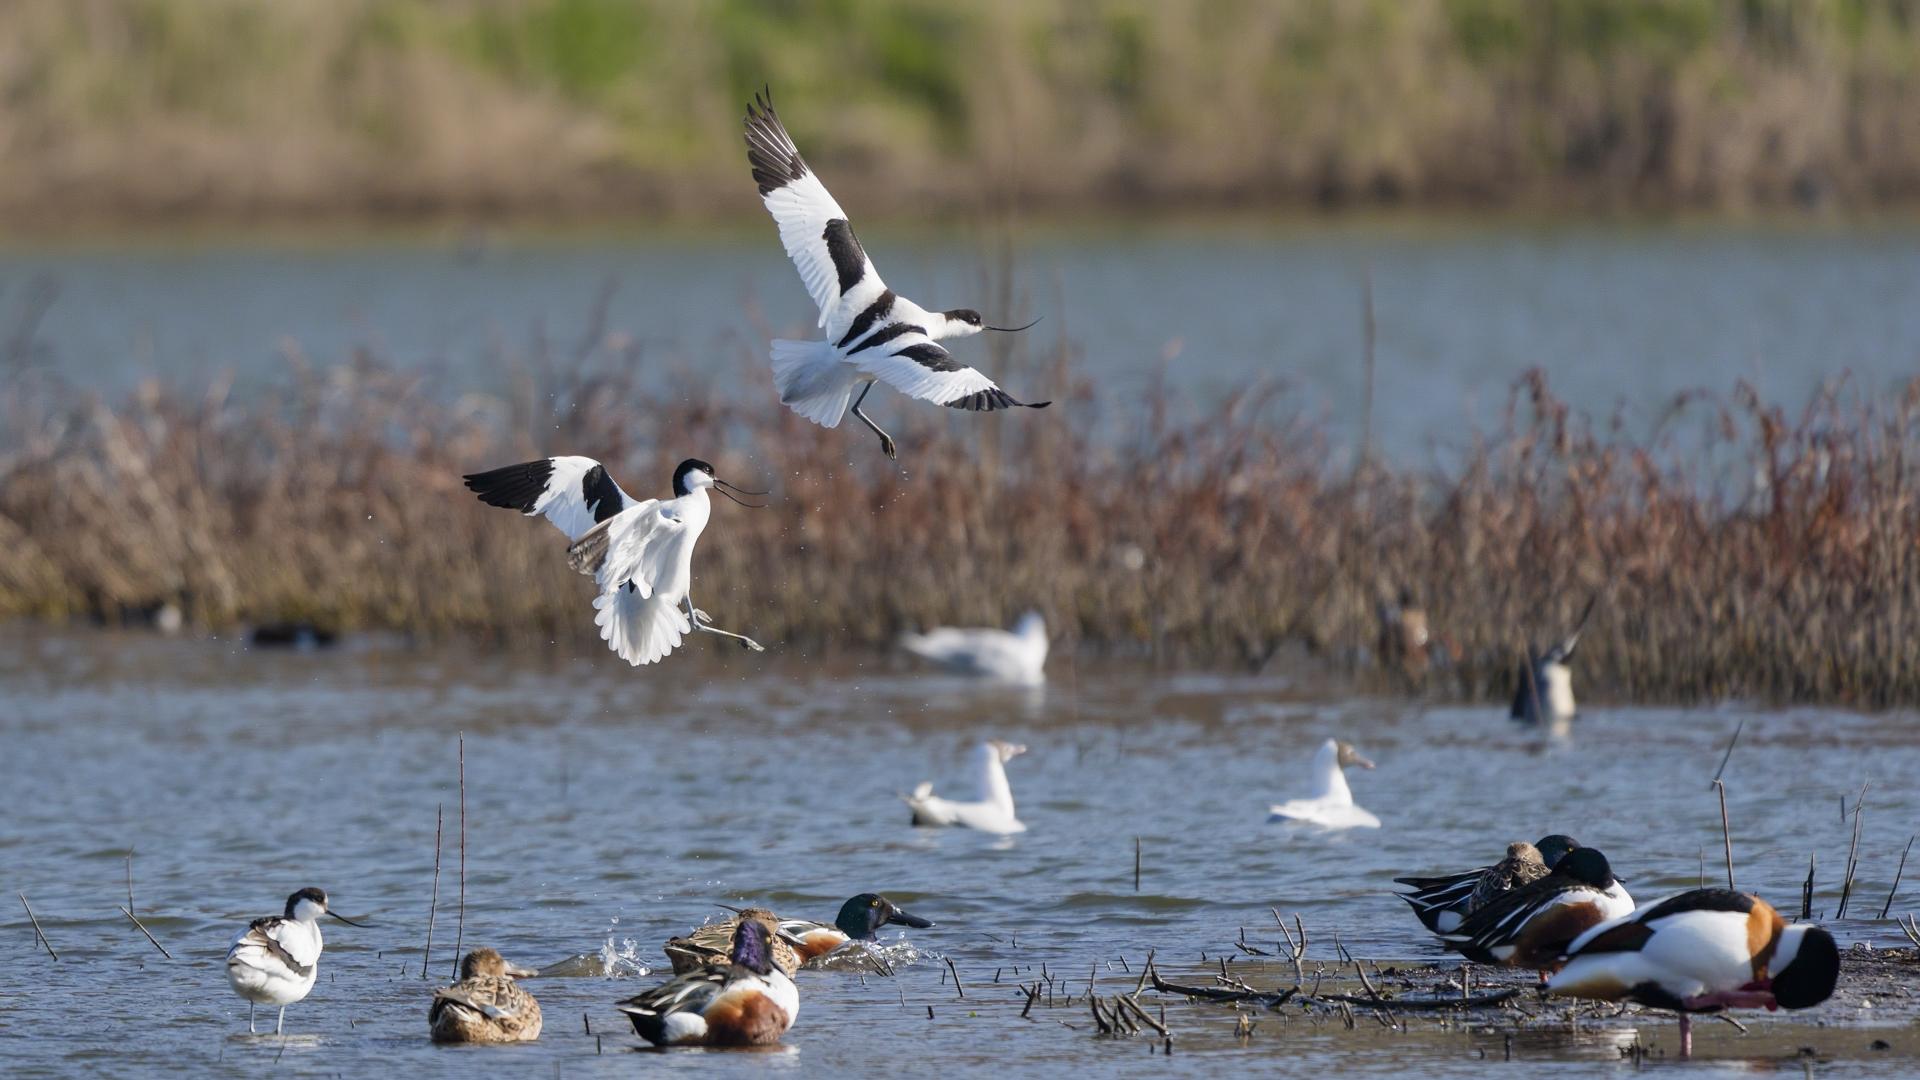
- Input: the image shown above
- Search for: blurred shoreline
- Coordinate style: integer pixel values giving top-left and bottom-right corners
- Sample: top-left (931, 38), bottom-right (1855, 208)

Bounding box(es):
top-left (8, 1), bottom-right (1920, 229)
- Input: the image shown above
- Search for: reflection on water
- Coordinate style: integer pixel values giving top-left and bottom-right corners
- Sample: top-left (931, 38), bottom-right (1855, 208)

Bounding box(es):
top-left (2, 626), bottom-right (1918, 1076)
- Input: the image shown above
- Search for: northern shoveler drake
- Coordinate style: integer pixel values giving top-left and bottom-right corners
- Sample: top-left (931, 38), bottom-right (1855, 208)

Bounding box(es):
top-left (429, 948), bottom-right (543, 1044)
top-left (899, 611), bottom-right (1048, 684)
top-left (1512, 595), bottom-right (1597, 724)
top-left (1267, 739), bottom-right (1379, 830)
top-left (1548, 889), bottom-right (1839, 1056)
top-left (1396, 834), bottom-right (1584, 934)
top-left (1438, 847), bottom-right (1634, 969)
top-left (224, 887), bottom-right (367, 1034)
top-left (618, 920), bottom-right (799, 1047)
top-left (904, 740), bottom-right (1028, 833)
top-left (665, 895), bottom-right (934, 976)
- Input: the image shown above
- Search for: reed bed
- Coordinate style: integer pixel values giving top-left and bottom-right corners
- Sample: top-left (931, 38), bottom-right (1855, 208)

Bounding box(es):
top-left (6, 311), bottom-right (1920, 708)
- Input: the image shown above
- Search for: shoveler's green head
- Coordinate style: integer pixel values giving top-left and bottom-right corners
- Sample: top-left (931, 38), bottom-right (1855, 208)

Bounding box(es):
top-left (834, 893), bottom-right (934, 941)
top-left (1534, 835), bottom-right (1581, 870)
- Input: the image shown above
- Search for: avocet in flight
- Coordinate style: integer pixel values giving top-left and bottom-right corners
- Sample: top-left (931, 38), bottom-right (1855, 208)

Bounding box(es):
top-left (745, 90), bottom-right (1049, 458)
top-left (225, 887), bottom-right (365, 1034)
top-left (464, 456), bottom-right (766, 666)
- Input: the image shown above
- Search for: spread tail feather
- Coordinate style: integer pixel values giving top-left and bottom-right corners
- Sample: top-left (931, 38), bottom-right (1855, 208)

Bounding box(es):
top-left (771, 339), bottom-right (858, 428)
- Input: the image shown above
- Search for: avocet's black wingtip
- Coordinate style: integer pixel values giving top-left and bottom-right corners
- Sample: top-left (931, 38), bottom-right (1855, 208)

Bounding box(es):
top-left (463, 459), bottom-right (554, 513)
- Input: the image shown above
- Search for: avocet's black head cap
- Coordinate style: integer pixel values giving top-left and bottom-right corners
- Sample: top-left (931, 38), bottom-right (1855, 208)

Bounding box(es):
top-left (729, 918), bottom-right (774, 975)
top-left (835, 893), bottom-right (934, 940)
top-left (285, 887), bottom-right (328, 917)
top-left (1556, 847), bottom-right (1614, 887)
top-left (1534, 835), bottom-right (1581, 870)
top-left (672, 459), bottom-right (717, 497)
top-left (1771, 926), bottom-right (1839, 1009)
top-left (945, 309), bottom-right (984, 327)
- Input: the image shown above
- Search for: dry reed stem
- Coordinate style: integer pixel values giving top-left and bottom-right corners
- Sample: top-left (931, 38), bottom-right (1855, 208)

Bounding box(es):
top-left (118, 905), bottom-right (172, 960)
top-left (422, 802), bottom-right (442, 979)
top-left (19, 892), bottom-right (56, 961)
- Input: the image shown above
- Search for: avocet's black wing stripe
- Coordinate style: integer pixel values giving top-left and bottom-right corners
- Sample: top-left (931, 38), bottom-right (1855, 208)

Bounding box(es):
top-left (855, 333), bottom-right (1051, 412)
top-left (464, 455), bottom-right (635, 542)
top-left (836, 290), bottom-right (896, 349)
top-left (744, 90), bottom-right (885, 334)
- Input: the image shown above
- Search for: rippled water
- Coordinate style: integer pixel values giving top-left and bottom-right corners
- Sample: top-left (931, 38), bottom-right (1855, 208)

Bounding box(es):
top-left (3, 627), bottom-right (1917, 1076)
top-left (6, 221), bottom-right (1920, 459)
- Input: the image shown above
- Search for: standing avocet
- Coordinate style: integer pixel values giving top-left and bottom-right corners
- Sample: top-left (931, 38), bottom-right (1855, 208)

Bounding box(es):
top-left (899, 610), bottom-right (1048, 683)
top-left (225, 887), bottom-right (365, 1034)
top-left (744, 90), bottom-right (1049, 458)
top-left (464, 456), bottom-right (766, 666)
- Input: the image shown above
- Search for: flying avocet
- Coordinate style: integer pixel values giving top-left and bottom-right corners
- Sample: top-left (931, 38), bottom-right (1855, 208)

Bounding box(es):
top-left (464, 456), bottom-right (766, 666)
top-left (744, 90), bottom-right (1049, 458)
top-left (225, 887), bottom-right (366, 1034)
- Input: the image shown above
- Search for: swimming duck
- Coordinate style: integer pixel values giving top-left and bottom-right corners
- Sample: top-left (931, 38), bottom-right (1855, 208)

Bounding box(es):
top-left (899, 610), bottom-right (1048, 683)
top-left (617, 920), bottom-right (798, 1047)
top-left (429, 948), bottom-right (543, 1044)
top-left (1549, 889), bottom-right (1839, 1056)
top-left (1266, 739), bottom-right (1379, 829)
top-left (224, 887), bottom-right (367, 1034)
top-left (665, 894), bottom-right (934, 976)
top-left (1511, 596), bottom-right (1596, 723)
top-left (1438, 847), bottom-right (1635, 968)
top-left (904, 740), bottom-right (1028, 834)
top-left (1396, 834), bottom-right (1584, 934)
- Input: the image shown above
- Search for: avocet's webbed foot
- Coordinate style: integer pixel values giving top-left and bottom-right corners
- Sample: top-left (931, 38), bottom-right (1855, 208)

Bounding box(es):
top-left (850, 382), bottom-right (896, 459)
top-left (692, 608), bottom-right (712, 625)
top-left (685, 598), bottom-right (765, 653)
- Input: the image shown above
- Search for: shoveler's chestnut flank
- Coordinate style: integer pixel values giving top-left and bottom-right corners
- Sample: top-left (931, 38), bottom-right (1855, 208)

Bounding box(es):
top-left (1549, 889), bottom-right (1839, 1056)
top-left (665, 894), bottom-right (934, 976)
top-left (1438, 847), bottom-right (1634, 969)
top-left (618, 920), bottom-right (799, 1047)
top-left (429, 948), bottom-right (542, 1044)
top-left (1396, 834), bottom-right (1584, 934)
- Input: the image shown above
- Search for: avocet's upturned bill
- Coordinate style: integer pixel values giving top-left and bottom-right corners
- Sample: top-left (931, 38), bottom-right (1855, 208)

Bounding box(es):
top-left (225, 887), bottom-right (366, 1035)
top-left (744, 90), bottom-right (1050, 458)
top-left (463, 456), bottom-right (767, 666)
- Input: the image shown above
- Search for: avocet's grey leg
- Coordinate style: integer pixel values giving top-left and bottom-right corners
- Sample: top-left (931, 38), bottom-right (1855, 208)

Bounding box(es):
top-left (850, 382), bottom-right (896, 459)
top-left (248, 1003), bottom-right (255, 1034)
top-left (275, 1006), bottom-right (285, 1035)
top-left (685, 596), bottom-right (765, 653)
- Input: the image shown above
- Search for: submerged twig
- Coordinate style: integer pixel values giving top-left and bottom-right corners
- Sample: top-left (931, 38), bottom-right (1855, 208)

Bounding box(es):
top-left (19, 892), bottom-right (56, 961)
top-left (119, 905), bottom-right (173, 959)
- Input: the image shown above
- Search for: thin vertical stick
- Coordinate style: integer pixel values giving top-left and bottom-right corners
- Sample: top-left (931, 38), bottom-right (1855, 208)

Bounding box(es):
top-left (126, 849), bottom-right (135, 914)
top-left (1713, 780), bottom-right (1734, 890)
top-left (1838, 790), bottom-right (1866, 919)
top-left (452, 732), bottom-right (466, 981)
top-left (1708, 719), bottom-right (1743, 788)
top-left (1880, 836), bottom-right (1914, 920)
top-left (1801, 854), bottom-right (1815, 920)
top-left (422, 803), bottom-right (442, 979)
top-left (19, 892), bottom-right (56, 961)
top-left (1134, 837), bottom-right (1141, 892)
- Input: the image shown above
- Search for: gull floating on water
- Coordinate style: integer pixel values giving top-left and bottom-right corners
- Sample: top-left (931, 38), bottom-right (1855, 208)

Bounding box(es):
top-left (903, 740), bottom-right (1028, 834)
top-left (617, 920), bottom-right (799, 1047)
top-left (1512, 595), bottom-right (1597, 724)
top-left (429, 948), bottom-right (543, 1044)
top-left (745, 90), bottom-right (1049, 458)
top-left (1267, 738), bottom-right (1380, 829)
top-left (225, 887), bottom-right (365, 1035)
top-left (666, 894), bottom-right (934, 976)
top-left (899, 610), bottom-right (1048, 683)
top-left (464, 456), bottom-right (767, 666)
top-left (1549, 888), bottom-right (1839, 1057)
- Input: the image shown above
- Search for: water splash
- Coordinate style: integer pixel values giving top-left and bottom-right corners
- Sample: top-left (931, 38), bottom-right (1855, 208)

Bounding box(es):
top-left (533, 935), bottom-right (652, 978)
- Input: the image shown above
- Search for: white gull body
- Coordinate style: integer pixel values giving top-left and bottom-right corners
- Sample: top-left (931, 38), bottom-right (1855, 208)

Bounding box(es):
top-left (1267, 739), bottom-right (1380, 829)
top-left (904, 740), bottom-right (1028, 834)
top-left (900, 611), bottom-right (1047, 683)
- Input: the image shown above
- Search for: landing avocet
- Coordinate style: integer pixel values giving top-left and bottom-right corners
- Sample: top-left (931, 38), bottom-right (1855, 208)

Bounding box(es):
top-left (744, 90), bottom-right (1049, 458)
top-left (464, 456), bottom-right (766, 666)
top-left (225, 887), bottom-right (365, 1034)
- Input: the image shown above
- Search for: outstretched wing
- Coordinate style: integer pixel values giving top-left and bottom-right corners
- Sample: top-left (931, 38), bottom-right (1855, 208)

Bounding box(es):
top-left (464, 456), bottom-right (637, 542)
top-left (857, 334), bottom-right (1051, 412)
top-left (745, 91), bottom-right (886, 335)
top-left (567, 500), bottom-right (695, 666)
